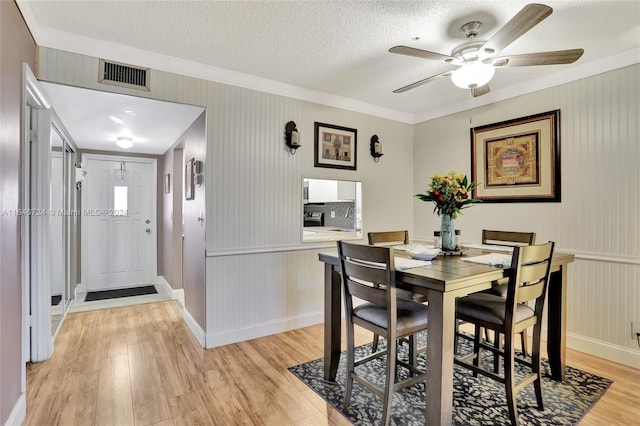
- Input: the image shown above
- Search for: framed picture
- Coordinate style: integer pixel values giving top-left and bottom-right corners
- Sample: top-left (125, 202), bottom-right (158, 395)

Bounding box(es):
top-left (471, 110), bottom-right (560, 202)
top-left (314, 122), bottom-right (357, 170)
top-left (185, 158), bottom-right (195, 200)
top-left (164, 173), bottom-right (171, 194)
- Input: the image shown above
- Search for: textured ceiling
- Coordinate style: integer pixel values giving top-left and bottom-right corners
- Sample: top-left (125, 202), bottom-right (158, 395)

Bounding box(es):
top-left (17, 1), bottom-right (640, 151)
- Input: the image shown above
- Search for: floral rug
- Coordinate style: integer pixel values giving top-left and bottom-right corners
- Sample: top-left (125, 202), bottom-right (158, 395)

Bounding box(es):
top-left (288, 332), bottom-right (611, 425)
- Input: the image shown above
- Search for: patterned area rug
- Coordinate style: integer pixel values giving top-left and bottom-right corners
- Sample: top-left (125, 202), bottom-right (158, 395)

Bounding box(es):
top-left (288, 332), bottom-right (611, 425)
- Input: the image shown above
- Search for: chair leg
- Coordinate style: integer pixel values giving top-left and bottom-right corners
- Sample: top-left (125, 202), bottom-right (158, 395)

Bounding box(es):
top-left (493, 332), bottom-right (503, 374)
top-left (472, 324), bottom-right (482, 377)
top-left (372, 333), bottom-right (380, 352)
top-left (344, 322), bottom-right (355, 409)
top-left (381, 335), bottom-right (397, 426)
top-left (520, 328), bottom-right (529, 357)
top-left (408, 335), bottom-right (417, 377)
top-left (532, 324), bottom-right (544, 411)
top-left (504, 334), bottom-right (519, 426)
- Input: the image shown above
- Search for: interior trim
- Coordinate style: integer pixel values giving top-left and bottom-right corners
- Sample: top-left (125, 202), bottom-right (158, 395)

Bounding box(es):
top-left (5, 392), bottom-right (26, 426)
top-left (183, 307), bottom-right (205, 348)
top-left (566, 332), bottom-right (640, 371)
top-left (205, 241), bottom-right (362, 257)
top-left (17, 1), bottom-right (640, 125)
top-left (205, 312), bottom-right (323, 349)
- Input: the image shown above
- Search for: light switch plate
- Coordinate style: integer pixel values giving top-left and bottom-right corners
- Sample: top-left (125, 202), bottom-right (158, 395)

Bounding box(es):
top-left (330, 211), bottom-right (335, 218)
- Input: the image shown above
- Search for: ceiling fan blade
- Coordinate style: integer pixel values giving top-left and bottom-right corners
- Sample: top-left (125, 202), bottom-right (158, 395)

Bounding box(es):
top-left (389, 45), bottom-right (454, 62)
top-left (393, 70), bottom-right (453, 93)
top-left (481, 4), bottom-right (553, 56)
top-left (471, 84), bottom-right (491, 97)
top-left (492, 49), bottom-right (584, 67)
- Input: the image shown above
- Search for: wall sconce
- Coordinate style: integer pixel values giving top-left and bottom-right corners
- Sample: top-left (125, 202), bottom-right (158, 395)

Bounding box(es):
top-left (370, 135), bottom-right (384, 162)
top-left (285, 121), bottom-right (301, 154)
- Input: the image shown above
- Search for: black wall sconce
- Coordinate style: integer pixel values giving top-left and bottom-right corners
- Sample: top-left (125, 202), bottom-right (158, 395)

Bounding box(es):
top-left (285, 121), bottom-right (301, 154)
top-left (370, 135), bottom-right (383, 162)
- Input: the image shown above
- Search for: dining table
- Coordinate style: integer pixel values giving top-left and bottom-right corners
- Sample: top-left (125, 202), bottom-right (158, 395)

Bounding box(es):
top-left (318, 246), bottom-right (575, 425)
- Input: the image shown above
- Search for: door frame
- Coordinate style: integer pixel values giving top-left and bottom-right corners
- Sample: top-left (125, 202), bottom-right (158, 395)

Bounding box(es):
top-left (80, 153), bottom-right (158, 293)
top-left (21, 65), bottom-right (53, 369)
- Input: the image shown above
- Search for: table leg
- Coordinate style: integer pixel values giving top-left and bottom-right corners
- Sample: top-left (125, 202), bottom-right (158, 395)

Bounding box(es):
top-left (547, 266), bottom-right (567, 381)
top-left (425, 289), bottom-right (457, 426)
top-left (324, 263), bottom-right (342, 381)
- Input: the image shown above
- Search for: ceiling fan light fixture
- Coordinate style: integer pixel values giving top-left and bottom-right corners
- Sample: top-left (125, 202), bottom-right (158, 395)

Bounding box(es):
top-left (451, 61), bottom-right (495, 89)
top-left (116, 136), bottom-right (134, 149)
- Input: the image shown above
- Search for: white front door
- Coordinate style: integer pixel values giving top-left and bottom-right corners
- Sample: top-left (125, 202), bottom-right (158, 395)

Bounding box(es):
top-left (82, 155), bottom-right (157, 291)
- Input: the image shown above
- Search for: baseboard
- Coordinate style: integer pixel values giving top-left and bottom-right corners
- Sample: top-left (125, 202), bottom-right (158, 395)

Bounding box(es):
top-left (205, 312), bottom-right (323, 349)
top-left (567, 332), bottom-right (640, 370)
top-left (183, 307), bottom-right (206, 348)
top-left (155, 276), bottom-right (184, 302)
top-left (74, 282), bottom-right (85, 299)
top-left (4, 392), bottom-right (26, 426)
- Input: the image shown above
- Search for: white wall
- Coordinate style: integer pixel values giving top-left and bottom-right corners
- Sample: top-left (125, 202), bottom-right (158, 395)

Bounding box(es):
top-left (37, 47), bottom-right (638, 368)
top-left (37, 48), bottom-right (416, 349)
top-left (413, 64), bottom-right (640, 368)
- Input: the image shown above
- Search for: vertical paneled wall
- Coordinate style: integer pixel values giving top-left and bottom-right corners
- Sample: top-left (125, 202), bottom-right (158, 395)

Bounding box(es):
top-left (37, 48), bottom-right (416, 347)
top-left (413, 64), bottom-right (640, 366)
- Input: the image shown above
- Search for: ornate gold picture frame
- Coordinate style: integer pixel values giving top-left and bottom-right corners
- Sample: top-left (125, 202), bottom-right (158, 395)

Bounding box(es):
top-left (471, 110), bottom-right (560, 202)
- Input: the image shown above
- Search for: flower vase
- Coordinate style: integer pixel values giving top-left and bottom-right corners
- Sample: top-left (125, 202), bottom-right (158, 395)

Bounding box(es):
top-left (441, 214), bottom-right (455, 251)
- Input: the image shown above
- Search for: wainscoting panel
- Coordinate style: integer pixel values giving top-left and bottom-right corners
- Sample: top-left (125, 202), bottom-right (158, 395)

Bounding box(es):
top-left (413, 64), bottom-right (640, 367)
top-left (205, 248), bottom-right (327, 347)
top-left (38, 47), bottom-right (416, 353)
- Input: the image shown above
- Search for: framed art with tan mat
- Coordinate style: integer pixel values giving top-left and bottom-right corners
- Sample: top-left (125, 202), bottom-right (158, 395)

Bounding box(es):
top-left (471, 110), bottom-right (560, 202)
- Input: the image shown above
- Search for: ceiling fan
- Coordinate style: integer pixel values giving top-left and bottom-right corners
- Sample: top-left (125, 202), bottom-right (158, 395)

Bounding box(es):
top-left (389, 3), bottom-right (584, 97)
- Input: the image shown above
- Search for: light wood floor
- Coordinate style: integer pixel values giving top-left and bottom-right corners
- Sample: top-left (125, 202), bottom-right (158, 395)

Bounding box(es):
top-left (25, 301), bottom-right (640, 425)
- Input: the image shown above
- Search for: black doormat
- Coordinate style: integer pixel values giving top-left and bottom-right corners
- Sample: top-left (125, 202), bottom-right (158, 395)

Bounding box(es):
top-left (51, 294), bottom-right (62, 306)
top-left (85, 285), bottom-right (157, 302)
top-left (288, 332), bottom-right (612, 425)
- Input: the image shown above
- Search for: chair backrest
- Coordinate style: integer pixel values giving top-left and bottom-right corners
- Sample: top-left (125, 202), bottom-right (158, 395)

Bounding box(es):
top-left (505, 242), bottom-right (555, 327)
top-left (338, 241), bottom-right (397, 318)
top-left (368, 230), bottom-right (410, 246)
top-left (482, 230), bottom-right (536, 247)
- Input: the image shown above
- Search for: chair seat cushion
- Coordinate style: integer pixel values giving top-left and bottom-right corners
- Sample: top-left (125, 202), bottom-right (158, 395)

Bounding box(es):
top-left (456, 293), bottom-right (534, 327)
top-left (354, 299), bottom-right (428, 333)
top-left (397, 288), bottom-right (428, 303)
top-left (480, 283), bottom-right (508, 298)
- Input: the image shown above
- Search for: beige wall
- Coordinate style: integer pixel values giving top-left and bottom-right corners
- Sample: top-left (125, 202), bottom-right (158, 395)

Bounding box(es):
top-left (160, 113), bottom-right (205, 329)
top-left (0, 0), bottom-right (36, 422)
top-left (37, 47), bottom-right (416, 348)
top-left (181, 112), bottom-right (207, 329)
top-left (413, 64), bottom-right (640, 367)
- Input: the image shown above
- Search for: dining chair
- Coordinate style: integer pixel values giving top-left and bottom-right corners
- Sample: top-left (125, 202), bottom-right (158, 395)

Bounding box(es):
top-left (481, 230), bottom-right (537, 357)
top-left (454, 241), bottom-right (555, 425)
top-left (338, 241), bottom-right (429, 426)
top-left (367, 230), bottom-right (428, 353)
top-left (367, 230), bottom-right (410, 246)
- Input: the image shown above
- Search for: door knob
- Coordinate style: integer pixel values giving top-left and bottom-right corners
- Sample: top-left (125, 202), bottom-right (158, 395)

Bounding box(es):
top-left (145, 228), bottom-right (151, 233)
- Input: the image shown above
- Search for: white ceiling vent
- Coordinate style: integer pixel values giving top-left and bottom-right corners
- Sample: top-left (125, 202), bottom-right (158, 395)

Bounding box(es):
top-left (98, 59), bottom-right (149, 91)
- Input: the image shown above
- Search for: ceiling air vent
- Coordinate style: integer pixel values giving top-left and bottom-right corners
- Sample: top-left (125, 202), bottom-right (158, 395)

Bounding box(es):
top-left (98, 59), bottom-right (150, 91)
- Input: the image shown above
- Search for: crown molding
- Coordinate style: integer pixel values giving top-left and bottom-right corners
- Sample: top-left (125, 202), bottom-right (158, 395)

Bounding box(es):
top-left (17, 1), bottom-right (639, 126)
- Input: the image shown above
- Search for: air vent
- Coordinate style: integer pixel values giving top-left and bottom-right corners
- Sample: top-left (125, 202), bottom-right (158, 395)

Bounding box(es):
top-left (98, 59), bottom-right (150, 91)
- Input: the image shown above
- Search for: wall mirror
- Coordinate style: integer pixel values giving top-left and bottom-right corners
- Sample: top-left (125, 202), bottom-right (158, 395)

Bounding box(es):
top-left (303, 178), bottom-right (362, 242)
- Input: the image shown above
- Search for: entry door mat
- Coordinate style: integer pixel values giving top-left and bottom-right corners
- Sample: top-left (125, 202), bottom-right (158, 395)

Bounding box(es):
top-left (84, 285), bottom-right (158, 302)
top-left (288, 333), bottom-right (612, 425)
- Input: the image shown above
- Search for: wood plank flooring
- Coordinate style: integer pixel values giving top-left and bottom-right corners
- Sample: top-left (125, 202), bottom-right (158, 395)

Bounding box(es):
top-left (25, 301), bottom-right (640, 425)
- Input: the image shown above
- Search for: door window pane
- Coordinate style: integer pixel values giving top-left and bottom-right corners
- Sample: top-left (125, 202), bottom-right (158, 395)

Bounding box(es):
top-left (113, 186), bottom-right (128, 215)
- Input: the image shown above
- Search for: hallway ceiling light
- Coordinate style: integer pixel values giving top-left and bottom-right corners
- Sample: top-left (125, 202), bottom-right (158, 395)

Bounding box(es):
top-left (116, 136), bottom-right (134, 149)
